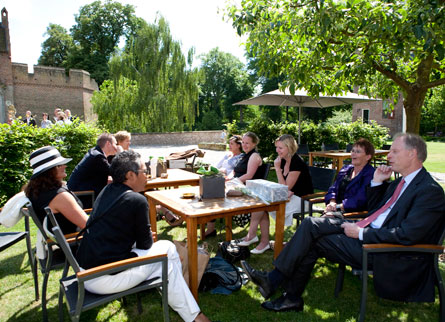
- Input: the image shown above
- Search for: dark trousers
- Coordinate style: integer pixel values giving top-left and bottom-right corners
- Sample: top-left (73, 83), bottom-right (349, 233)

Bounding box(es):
top-left (273, 217), bottom-right (365, 297)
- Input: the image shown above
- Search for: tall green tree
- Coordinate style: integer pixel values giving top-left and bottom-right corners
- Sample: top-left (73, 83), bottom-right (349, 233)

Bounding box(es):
top-left (196, 48), bottom-right (254, 129)
top-left (421, 86), bottom-right (445, 135)
top-left (68, 0), bottom-right (141, 85)
top-left (92, 17), bottom-right (198, 132)
top-left (38, 0), bottom-right (141, 85)
top-left (38, 24), bottom-right (73, 67)
top-left (227, 0), bottom-right (445, 133)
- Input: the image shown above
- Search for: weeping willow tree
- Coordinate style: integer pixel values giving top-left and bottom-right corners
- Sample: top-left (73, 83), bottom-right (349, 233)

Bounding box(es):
top-left (92, 17), bottom-right (199, 132)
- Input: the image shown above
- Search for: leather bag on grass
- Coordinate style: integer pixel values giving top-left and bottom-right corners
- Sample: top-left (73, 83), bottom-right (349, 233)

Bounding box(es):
top-left (173, 240), bottom-right (210, 287)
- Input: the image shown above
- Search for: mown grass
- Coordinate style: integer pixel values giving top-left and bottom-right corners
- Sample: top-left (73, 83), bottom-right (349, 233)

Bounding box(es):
top-left (1, 216), bottom-right (443, 322)
top-left (1, 141), bottom-right (444, 321)
top-left (423, 141), bottom-right (445, 173)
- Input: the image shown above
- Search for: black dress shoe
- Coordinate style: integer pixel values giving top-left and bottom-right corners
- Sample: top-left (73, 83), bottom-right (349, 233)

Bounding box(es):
top-left (261, 294), bottom-right (304, 312)
top-left (241, 260), bottom-right (275, 299)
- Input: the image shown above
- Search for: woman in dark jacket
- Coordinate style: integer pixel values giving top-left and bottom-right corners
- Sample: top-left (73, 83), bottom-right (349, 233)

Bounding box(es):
top-left (324, 138), bottom-right (375, 215)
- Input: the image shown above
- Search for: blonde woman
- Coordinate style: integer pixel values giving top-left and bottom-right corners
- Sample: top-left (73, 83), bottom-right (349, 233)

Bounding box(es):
top-left (238, 134), bottom-right (313, 254)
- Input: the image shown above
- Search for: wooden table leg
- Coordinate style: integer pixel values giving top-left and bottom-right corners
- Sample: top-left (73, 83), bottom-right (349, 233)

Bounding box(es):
top-left (186, 217), bottom-right (199, 301)
top-left (273, 202), bottom-right (286, 258)
top-left (337, 158), bottom-right (345, 173)
top-left (147, 198), bottom-right (158, 234)
top-left (225, 216), bottom-right (233, 241)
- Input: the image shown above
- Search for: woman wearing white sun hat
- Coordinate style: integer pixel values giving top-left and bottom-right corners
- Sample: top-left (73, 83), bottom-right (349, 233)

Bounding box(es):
top-left (24, 146), bottom-right (88, 233)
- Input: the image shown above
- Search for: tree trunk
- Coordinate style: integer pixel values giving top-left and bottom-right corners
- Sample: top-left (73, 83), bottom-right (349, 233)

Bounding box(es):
top-left (403, 88), bottom-right (428, 134)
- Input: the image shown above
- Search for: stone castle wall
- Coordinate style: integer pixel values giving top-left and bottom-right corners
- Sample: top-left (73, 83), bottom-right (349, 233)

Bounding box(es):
top-left (12, 64), bottom-right (98, 122)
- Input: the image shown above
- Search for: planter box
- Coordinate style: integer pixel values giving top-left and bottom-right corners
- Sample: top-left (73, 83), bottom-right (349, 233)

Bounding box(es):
top-left (199, 175), bottom-right (225, 199)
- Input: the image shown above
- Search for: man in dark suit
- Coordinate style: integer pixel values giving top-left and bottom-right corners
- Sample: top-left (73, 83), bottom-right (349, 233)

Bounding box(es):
top-left (242, 133), bottom-right (445, 312)
top-left (67, 133), bottom-right (118, 208)
top-left (23, 110), bottom-right (36, 126)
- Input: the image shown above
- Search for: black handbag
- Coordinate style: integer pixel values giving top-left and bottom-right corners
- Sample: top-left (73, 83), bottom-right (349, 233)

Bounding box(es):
top-left (199, 256), bottom-right (242, 292)
top-left (217, 240), bottom-right (250, 264)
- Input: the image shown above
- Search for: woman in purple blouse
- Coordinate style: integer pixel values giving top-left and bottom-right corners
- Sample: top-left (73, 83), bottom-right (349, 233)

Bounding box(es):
top-left (323, 138), bottom-right (375, 216)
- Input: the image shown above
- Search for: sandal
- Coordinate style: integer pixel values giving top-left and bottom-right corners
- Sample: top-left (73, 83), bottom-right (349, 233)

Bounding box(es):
top-left (163, 210), bottom-right (184, 227)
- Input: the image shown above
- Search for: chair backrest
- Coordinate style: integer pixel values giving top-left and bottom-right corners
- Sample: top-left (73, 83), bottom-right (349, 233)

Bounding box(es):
top-left (253, 163), bottom-right (271, 180)
top-left (297, 144), bottom-right (309, 155)
top-left (25, 204), bottom-right (51, 242)
top-left (308, 166), bottom-right (337, 191)
top-left (382, 144), bottom-right (391, 150)
top-left (44, 207), bottom-right (82, 273)
top-left (322, 143), bottom-right (339, 151)
top-left (346, 144), bottom-right (353, 152)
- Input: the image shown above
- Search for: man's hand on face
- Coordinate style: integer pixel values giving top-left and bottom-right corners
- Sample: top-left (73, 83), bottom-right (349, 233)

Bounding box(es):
top-left (373, 165), bottom-right (393, 183)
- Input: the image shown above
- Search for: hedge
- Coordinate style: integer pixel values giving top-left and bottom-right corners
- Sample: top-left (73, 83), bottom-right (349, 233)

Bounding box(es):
top-left (0, 120), bottom-right (103, 206)
top-left (226, 118), bottom-right (390, 161)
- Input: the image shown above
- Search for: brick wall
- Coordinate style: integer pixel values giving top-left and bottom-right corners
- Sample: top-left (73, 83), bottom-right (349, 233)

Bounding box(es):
top-left (352, 94), bottom-right (403, 136)
top-left (12, 64), bottom-right (98, 123)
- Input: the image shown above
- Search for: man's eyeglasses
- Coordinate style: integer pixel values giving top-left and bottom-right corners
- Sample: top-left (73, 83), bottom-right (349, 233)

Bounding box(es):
top-left (138, 169), bottom-right (149, 175)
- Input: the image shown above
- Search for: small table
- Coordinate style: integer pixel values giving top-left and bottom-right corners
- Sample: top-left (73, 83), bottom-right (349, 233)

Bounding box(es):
top-left (309, 150), bottom-right (389, 173)
top-left (145, 187), bottom-right (287, 301)
top-left (145, 168), bottom-right (201, 191)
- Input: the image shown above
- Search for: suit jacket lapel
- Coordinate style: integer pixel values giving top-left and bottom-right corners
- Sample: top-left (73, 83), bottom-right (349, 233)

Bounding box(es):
top-left (381, 168), bottom-right (426, 225)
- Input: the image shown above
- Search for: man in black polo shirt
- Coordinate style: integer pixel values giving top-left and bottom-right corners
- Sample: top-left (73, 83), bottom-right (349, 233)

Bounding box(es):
top-left (76, 151), bottom-right (210, 322)
top-left (67, 133), bottom-right (118, 207)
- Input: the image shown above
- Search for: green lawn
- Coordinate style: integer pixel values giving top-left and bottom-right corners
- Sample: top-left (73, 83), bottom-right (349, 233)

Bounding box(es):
top-left (1, 141), bottom-right (444, 321)
top-left (1, 217), bottom-right (443, 322)
top-left (423, 141), bottom-right (445, 173)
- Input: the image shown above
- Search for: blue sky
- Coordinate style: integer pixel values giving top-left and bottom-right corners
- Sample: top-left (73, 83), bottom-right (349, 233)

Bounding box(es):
top-left (1, 0), bottom-right (246, 68)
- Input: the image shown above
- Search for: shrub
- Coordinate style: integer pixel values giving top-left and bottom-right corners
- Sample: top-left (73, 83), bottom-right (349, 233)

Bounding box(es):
top-left (226, 118), bottom-right (389, 161)
top-left (0, 120), bottom-right (103, 206)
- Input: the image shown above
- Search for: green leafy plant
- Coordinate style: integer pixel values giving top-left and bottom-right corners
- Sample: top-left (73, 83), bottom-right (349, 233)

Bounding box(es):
top-left (0, 119), bottom-right (103, 206)
top-left (227, 118), bottom-right (389, 162)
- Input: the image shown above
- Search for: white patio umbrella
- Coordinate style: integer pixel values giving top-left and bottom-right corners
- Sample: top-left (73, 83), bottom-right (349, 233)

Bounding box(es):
top-left (234, 88), bottom-right (381, 143)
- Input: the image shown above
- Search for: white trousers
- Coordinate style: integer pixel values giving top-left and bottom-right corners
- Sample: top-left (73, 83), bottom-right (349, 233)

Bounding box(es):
top-left (269, 195), bottom-right (309, 226)
top-left (84, 240), bottom-right (200, 322)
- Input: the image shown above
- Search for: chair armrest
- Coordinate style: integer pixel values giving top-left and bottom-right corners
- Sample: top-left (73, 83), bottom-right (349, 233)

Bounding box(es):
top-left (307, 197), bottom-right (325, 204)
top-left (73, 190), bottom-right (95, 197)
top-left (301, 191), bottom-right (326, 201)
top-left (363, 243), bottom-right (444, 254)
top-left (46, 231), bottom-right (81, 244)
top-left (77, 253), bottom-right (168, 281)
top-left (343, 211), bottom-right (368, 219)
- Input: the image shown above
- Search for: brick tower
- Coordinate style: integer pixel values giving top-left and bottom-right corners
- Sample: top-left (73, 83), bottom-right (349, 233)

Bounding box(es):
top-left (0, 8), bottom-right (14, 123)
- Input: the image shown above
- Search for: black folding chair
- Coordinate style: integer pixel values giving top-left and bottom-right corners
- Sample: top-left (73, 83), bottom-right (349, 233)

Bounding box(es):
top-left (335, 227), bottom-right (445, 322)
top-left (293, 166), bottom-right (337, 226)
top-left (22, 204), bottom-right (74, 322)
top-left (0, 216), bottom-right (38, 302)
top-left (44, 207), bottom-right (169, 322)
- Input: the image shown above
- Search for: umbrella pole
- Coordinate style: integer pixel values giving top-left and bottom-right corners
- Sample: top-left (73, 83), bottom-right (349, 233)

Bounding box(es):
top-left (298, 105), bottom-right (302, 144)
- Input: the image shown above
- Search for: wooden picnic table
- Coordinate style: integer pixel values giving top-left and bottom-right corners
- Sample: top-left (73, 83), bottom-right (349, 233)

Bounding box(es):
top-left (144, 186), bottom-right (287, 301)
top-left (308, 149), bottom-right (389, 173)
top-left (144, 168), bottom-right (200, 191)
